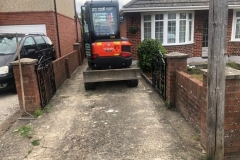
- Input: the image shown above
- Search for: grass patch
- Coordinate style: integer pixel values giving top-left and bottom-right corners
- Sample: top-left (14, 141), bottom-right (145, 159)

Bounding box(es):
top-left (17, 126), bottom-right (33, 138)
top-left (227, 61), bottom-right (239, 70)
top-left (32, 140), bottom-right (40, 146)
top-left (190, 74), bottom-right (203, 82)
top-left (34, 105), bottom-right (52, 118)
top-left (34, 110), bottom-right (43, 118)
top-left (42, 105), bottom-right (52, 113)
top-left (187, 67), bottom-right (203, 82)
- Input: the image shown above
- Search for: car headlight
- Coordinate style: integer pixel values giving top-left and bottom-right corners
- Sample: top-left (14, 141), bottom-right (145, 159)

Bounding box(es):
top-left (0, 66), bottom-right (9, 75)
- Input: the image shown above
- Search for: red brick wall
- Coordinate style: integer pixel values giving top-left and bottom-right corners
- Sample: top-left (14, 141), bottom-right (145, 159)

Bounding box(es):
top-left (223, 78), bottom-right (240, 158)
top-left (53, 50), bottom-right (79, 89)
top-left (174, 69), bottom-right (240, 157)
top-left (122, 10), bottom-right (240, 58)
top-left (120, 15), bottom-right (127, 38)
top-left (125, 13), bottom-right (141, 60)
top-left (175, 71), bottom-right (203, 132)
top-left (57, 13), bottom-right (77, 56)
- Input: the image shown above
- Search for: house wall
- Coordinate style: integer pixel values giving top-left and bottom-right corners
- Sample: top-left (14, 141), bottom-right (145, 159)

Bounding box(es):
top-left (56, 0), bottom-right (75, 19)
top-left (124, 13), bottom-right (141, 60)
top-left (122, 9), bottom-right (240, 59)
top-left (120, 16), bottom-right (127, 38)
top-left (58, 14), bottom-right (77, 57)
top-left (0, 11), bottom-right (59, 55)
top-left (0, 0), bottom-right (78, 58)
top-left (0, 0), bottom-right (54, 12)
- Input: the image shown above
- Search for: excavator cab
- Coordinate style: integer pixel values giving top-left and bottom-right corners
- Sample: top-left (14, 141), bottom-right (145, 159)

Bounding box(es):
top-left (81, 0), bottom-right (132, 69)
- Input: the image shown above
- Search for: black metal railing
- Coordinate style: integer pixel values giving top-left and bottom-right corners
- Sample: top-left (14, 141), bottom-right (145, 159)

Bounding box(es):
top-left (152, 50), bottom-right (166, 100)
top-left (36, 54), bottom-right (56, 108)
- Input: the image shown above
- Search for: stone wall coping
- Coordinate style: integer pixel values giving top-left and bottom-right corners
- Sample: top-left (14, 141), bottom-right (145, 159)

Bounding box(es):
top-left (10, 58), bottom-right (38, 66)
top-left (201, 67), bottom-right (240, 79)
top-left (73, 43), bottom-right (80, 46)
top-left (164, 52), bottom-right (189, 59)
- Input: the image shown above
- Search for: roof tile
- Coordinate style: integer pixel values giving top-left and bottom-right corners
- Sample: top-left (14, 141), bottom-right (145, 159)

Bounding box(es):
top-left (123, 0), bottom-right (240, 8)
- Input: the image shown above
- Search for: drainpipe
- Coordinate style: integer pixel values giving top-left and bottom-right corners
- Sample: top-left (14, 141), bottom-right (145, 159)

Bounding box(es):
top-left (53, 0), bottom-right (62, 57)
top-left (74, 0), bottom-right (79, 42)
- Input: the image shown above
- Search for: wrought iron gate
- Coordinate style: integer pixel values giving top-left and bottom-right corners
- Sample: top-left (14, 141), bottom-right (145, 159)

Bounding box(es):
top-left (36, 54), bottom-right (56, 108)
top-left (152, 50), bottom-right (166, 100)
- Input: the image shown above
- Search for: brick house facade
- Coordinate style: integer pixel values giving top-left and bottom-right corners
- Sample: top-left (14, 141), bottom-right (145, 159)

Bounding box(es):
top-left (120, 0), bottom-right (240, 62)
top-left (0, 0), bottom-right (81, 58)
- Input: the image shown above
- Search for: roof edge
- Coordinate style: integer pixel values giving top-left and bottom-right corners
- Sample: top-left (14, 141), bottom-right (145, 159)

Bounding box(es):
top-left (120, 5), bottom-right (240, 14)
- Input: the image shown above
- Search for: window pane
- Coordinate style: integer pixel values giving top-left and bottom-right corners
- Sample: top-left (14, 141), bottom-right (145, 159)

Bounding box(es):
top-left (179, 20), bottom-right (186, 43)
top-left (168, 21), bottom-right (176, 43)
top-left (235, 19), bottom-right (240, 39)
top-left (144, 15), bottom-right (151, 21)
top-left (144, 22), bottom-right (151, 39)
top-left (168, 13), bottom-right (176, 19)
top-left (34, 36), bottom-right (47, 50)
top-left (155, 21), bottom-right (164, 43)
top-left (189, 13), bottom-right (192, 19)
top-left (237, 12), bottom-right (240, 17)
top-left (155, 14), bottom-right (163, 20)
top-left (189, 21), bottom-right (192, 41)
top-left (180, 13), bottom-right (186, 19)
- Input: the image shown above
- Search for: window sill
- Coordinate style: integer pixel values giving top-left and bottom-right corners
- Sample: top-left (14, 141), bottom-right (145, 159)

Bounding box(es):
top-left (229, 40), bottom-right (240, 42)
top-left (162, 42), bottom-right (195, 46)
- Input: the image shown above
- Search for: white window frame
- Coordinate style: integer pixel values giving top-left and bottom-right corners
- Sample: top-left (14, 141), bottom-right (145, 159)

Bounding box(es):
top-left (231, 10), bottom-right (240, 41)
top-left (141, 11), bottom-right (195, 46)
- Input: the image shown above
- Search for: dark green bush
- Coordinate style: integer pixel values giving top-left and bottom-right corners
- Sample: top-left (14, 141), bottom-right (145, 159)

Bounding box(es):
top-left (137, 39), bottom-right (167, 72)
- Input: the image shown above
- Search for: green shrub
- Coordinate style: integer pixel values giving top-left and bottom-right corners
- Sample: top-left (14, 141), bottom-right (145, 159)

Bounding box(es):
top-left (137, 39), bottom-right (167, 72)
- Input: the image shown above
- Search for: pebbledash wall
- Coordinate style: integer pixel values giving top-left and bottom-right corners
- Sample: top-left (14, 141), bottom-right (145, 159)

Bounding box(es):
top-left (166, 53), bottom-right (240, 158)
top-left (0, 0), bottom-right (80, 58)
top-left (121, 10), bottom-right (240, 59)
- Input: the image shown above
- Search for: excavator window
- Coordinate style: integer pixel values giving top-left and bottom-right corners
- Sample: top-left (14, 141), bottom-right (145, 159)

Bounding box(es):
top-left (91, 7), bottom-right (117, 36)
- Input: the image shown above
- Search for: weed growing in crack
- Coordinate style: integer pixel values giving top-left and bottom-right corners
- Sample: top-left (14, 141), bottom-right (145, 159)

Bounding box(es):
top-left (42, 105), bottom-right (52, 113)
top-left (194, 135), bottom-right (200, 141)
top-left (34, 110), bottom-right (43, 118)
top-left (17, 126), bottom-right (33, 138)
top-left (32, 140), bottom-right (40, 146)
top-left (164, 101), bottom-right (172, 109)
top-left (85, 90), bottom-right (93, 96)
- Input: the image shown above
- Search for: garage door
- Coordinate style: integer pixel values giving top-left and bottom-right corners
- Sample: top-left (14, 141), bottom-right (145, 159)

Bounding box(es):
top-left (0, 24), bottom-right (47, 35)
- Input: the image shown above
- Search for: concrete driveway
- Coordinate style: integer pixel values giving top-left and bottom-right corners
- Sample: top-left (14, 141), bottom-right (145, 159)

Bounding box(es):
top-left (0, 89), bottom-right (19, 124)
top-left (0, 62), bottom-right (205, 160)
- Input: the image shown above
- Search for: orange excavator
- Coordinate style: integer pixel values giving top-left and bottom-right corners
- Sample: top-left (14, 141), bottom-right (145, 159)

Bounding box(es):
top-left (81, 0), bottom-right (140, 90)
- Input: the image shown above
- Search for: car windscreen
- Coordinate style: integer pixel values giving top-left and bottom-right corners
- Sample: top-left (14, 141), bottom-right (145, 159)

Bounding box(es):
top-left (91, 7), bottom-right (118, 36)
top-left (0, 35), bottom-right (22, 55)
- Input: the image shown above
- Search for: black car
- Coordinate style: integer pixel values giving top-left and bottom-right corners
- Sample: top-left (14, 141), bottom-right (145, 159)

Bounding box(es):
top-left (0, 33), bottom-right (56, 91)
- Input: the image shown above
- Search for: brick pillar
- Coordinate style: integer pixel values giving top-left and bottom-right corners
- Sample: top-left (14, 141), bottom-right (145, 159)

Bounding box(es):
top-left (165, 52), bottom-right (188, 107)
top-left (11, 58), bottom-right (41, 113)
top-left (73, 43), bottom-right (82, 65)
